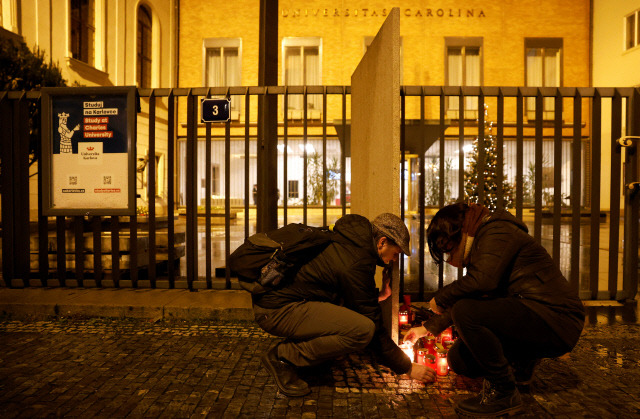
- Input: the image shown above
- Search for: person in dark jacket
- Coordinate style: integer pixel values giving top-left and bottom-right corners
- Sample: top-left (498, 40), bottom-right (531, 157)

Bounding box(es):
top-left (254, 213), bottom-right (435, 397)
top-left (404, 202), bottom-right (585, 417)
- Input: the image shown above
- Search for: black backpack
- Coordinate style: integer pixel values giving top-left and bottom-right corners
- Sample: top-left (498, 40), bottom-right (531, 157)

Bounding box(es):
top-left (229, 223), bottom-right (334, 294)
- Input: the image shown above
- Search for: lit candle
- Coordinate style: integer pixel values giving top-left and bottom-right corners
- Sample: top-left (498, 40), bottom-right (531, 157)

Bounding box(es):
top-left (400, 341), bottom-right (415, 362)
top-left (436, 349), bottom-right (449, 376)
top-left (399, 310), bottom-right (410, 325)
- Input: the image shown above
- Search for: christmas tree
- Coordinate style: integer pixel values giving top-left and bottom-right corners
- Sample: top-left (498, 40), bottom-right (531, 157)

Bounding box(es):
top-left (464, 104), bottom-right (514, 210)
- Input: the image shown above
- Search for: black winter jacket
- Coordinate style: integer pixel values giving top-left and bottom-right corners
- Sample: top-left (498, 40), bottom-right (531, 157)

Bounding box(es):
top-left (434, 210), bottom-right (585, 350)
top-left (253, 214), bottom-right (412, 374)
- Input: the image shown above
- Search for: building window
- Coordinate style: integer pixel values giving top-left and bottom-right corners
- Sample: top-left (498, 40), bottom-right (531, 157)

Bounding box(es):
top-left (70, 0), bottom-right (95, 65)
top-left (446, 37), bottom-right (482, 119)
top-left (626, 9), bottom-right (640, 50)
top-left (288, 180), bottom-right (299, 199)
top-left (0, 0), bottom-right (17, 32)
top-left (137, 5), bottom-right (152, 88)
top-left (204, 38), bottom-right (241, 119)
top-left (525, 38), bottom-right (562, 120)
top-left (283, 37), bottom-right (321, 119)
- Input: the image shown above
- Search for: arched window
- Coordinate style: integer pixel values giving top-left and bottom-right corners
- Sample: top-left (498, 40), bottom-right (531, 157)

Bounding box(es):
top-left (70, 0), bottom-right (95, 64)
top-left (137, 5), bottom-right (152, 88)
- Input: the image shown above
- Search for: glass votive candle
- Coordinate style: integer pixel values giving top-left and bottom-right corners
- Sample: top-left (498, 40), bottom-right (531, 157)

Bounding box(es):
top-left (416, 347), bottom-right (428, 365)
top-left (399, 310), bottom-right (410, 325)
top-left (436, 349), bottom-right (449, 376)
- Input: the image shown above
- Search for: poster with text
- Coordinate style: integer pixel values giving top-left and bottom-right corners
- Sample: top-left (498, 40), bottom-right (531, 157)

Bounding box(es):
top-left (42, 87), bottom-right (136, 215)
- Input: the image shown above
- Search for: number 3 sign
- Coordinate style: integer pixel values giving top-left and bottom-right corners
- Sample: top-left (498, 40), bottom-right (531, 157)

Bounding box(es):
top-left (201, 98), bottom-right (231, 123)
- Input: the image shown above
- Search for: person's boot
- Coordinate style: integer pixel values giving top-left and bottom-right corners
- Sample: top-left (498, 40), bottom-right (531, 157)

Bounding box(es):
top-left (511, 358), bottom-right (541, 387)
top-left (261, 343), bottom-right (310, 397)
top-left (455, 379), bottom-right (523, 417)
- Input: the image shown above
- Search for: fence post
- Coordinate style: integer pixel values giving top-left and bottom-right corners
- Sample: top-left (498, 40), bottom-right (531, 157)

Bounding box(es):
top-left (622, 88), bottom-right (639, 302)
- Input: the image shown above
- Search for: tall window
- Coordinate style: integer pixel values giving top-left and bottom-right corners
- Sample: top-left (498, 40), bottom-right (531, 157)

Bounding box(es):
top-left (137, 5), bottom-right (152, 88)
top-left (446, 37), bottom-right (482, 119)
top-left (283, 37), bottom-right (321, 119)
top-left (204, 38), bottom-right (241, 119)
top-left (525, 38), bottom-right (562, 120)
top-left (626, 9), bottom-right (640, 50)
top-left (1, 0), bottom-right (17, 32)
top-left (70, 0), bottom-right (95, 65)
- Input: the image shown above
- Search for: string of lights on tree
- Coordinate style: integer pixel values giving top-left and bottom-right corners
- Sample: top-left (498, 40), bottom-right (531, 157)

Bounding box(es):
top-left (463, 103), bottom-right (514, 210)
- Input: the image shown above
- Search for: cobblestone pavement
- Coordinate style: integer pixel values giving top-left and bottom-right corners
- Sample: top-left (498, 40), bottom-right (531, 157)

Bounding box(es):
top-left (1, 317), bottom-right (639, 418)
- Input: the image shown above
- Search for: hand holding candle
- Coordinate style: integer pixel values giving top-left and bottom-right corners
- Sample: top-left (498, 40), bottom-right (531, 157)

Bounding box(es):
top-left (403, 325), bottom-right (428, 345)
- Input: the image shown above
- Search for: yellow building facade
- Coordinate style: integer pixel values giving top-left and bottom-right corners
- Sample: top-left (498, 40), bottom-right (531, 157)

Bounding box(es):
top-left (178, 0), bottom-right (592, 211)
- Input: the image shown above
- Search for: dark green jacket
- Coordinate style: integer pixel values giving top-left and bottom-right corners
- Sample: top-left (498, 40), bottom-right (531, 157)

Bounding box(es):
top-left (434, 210), bottom-right (585, 349)
top-left (254, 214), bottom-right (412, 374)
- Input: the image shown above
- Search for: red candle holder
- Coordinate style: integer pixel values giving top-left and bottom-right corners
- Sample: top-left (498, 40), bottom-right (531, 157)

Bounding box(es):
top-left (416, 347), bottom-right (428, 365)
top-left (399, 310), bottom-right (410, 325)
top-left (425, 353), bottom-right (436, 370)
top-left (440, 327), bottom-right (453, 342)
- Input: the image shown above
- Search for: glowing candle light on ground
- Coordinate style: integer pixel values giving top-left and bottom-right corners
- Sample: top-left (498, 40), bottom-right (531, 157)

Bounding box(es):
top-left (400, 341), bottom-right (415, 362)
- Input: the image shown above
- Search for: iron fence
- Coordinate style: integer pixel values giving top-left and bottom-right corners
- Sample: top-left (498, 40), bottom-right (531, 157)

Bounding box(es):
top-left (0, 86), bottom-right (638, 304)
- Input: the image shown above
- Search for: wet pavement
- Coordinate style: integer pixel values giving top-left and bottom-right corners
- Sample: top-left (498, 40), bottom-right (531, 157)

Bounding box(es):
top-left (1, 315), bottom-right (639, 418)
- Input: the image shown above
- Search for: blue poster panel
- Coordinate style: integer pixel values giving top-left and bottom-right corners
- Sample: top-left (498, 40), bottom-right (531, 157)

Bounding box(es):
top-left (41, 87), bottom-right (136, 216)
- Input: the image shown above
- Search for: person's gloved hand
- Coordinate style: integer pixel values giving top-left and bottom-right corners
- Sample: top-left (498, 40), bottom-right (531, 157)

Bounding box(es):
top-left (403, 325), bottom-right (428, 345)
top-left (407, 363), bottom-right (436, 382)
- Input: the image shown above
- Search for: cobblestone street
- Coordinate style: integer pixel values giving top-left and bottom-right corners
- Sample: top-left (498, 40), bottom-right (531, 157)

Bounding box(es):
top-left (0, 317), bottom-right (639, 418)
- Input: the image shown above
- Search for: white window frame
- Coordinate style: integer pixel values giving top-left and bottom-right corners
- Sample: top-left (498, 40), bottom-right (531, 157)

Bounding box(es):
top-left (282, 37), bottom-right (322, 120)
top-left (445, 37), bottom-right (483, 120)
top-left (625, 9), bottom-right (640, 51)
top-left (202, 37), bottom-right (242, 120)
top-left (525, 38), bottom-right (563, 120)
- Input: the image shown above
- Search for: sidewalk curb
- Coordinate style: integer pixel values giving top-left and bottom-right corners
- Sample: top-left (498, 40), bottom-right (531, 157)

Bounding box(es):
top-left (0, 288), bottom-right (254, 321)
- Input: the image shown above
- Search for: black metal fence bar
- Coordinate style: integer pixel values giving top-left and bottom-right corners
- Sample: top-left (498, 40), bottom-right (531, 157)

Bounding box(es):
top-left (56, 217), bottom-right (66, 286)
top-left (322, 88), bottom-right (328, 227)
top-left (92, 216), bottom-right (102, 287)
top-left (590, 91), bottom-right (602, 299)
top-left (400, 91), bottom-right (406, 293)
top-left (185, 91), bottom-right (198, 290)
top-left (496, 90), bottom-right (505, 211)
top-left (553, 92), bottom-right (563, 267)
top-left (244, 89), bottom-right (251, 238)
top-left (110, 215), bottom-right (120, 287)
top-left (148, 92), bottom-right (157, 288)
top-left (418, 89), bottom-right (426, 295)
top-left (205, 89), bottom-right (213, 289)
top-left (516, 91), bottom-right (524, 220)
top-left (224, 91), bottom-right (232, 288)
top-left (534, 91), bottom-right (543, 242)
top-left (283, 89), bottom-right (289, 226)
top-left (74, 216), bottom-right (84, 286)
top-left (608, 92), bottom-right (623, 299)
top-left (622, 89), bottom-right (640, 301)
top-left (167, 91), bottom-right (176, 287)
top-left (570, 91), bottom-right (582, 292)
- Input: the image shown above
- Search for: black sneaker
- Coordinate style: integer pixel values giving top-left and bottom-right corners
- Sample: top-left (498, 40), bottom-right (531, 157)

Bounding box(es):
top-left (261, 344), bottom-right (311, 397)
top-left (455, 379), bottom-right (523, 417)
top-left (512, 359), bottom-right (540, 386)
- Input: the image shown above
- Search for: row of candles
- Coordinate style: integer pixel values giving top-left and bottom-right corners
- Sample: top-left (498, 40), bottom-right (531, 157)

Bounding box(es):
top-left (398, 308), bottom-right (456, 376)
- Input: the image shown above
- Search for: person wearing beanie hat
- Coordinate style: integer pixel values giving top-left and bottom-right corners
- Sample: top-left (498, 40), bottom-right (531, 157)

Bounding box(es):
top-left (253, 213), bottom-right (434, 397)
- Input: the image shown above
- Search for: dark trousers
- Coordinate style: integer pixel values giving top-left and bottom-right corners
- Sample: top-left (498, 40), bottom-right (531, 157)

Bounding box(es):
top-left (253, 301), bottom-right (375, 367)
top-left (447, 298), bottom-right (570, 386)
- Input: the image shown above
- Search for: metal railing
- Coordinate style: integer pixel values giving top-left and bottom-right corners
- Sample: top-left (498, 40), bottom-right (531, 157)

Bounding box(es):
top-left (0, 86), bottom-right (637, 305)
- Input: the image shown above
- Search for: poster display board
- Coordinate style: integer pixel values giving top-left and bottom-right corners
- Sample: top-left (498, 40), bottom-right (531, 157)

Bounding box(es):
top-left (41, 86), bottom-right (136, 216)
